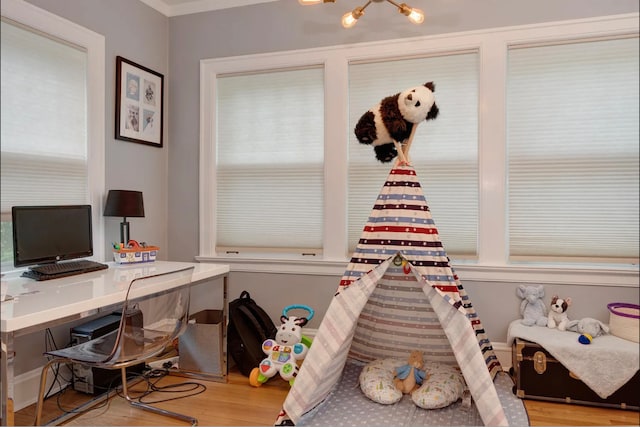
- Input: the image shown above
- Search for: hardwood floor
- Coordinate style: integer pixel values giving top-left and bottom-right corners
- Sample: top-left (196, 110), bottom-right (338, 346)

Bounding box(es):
top-left (524, 399), bottom-right (639, 426)
top-left (15, 367), bottom-right (640, 426)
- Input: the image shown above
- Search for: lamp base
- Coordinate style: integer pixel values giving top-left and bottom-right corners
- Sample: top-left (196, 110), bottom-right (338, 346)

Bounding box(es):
top-left (120, 221), bottom-right (130, 246)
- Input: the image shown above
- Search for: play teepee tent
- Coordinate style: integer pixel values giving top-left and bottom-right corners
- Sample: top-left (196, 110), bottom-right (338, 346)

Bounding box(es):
top-left (276, 165), bottom-right (509, 426)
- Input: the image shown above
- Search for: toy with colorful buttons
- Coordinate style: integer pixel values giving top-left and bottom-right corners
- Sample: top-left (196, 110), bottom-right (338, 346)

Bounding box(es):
top-left (249, 304), bottom-right (314, 387)
top-left (112, 239), bottom-right (159, 264)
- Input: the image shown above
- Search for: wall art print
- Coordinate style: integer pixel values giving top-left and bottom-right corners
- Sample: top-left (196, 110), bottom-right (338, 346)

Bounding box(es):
top-left (115, 56), bottom-right (164, 147)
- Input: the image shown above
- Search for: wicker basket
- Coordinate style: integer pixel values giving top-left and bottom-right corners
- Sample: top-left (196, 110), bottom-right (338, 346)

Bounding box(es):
top-left (607, 302), bottom-right (639, 343)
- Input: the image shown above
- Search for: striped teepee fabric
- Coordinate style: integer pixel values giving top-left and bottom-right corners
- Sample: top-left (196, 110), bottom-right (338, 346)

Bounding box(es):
top-left (342, 165), bottom-right (500, 376)
top-left (278, 165), bottom-right (507, 426)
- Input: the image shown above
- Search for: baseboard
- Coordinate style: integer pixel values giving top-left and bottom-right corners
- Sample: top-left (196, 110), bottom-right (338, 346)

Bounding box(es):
top-left (493, 342), bottom-right (512, 371)
top-left (13, 365), bottom-right (70, 412)
top-left (303, 327), bottom-right (317, 340)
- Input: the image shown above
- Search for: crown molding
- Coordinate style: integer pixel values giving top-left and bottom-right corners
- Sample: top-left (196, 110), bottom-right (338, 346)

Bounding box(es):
top-left (138, 0), bottom-right (279, 17)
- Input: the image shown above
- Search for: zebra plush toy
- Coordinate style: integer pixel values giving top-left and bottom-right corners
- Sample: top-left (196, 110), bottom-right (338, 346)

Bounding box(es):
top-left (249, 305), bottom-right (314, 387)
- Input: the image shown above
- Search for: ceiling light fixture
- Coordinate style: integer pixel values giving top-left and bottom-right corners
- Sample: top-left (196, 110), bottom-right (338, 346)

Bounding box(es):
top-left (299, 0), bottom-right (424, 29)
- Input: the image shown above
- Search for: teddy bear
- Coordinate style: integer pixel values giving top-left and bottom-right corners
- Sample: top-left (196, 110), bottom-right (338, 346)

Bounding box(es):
top-left (354, 82), bottom-right (439, 164)
top-left (566, 317), bottom-right (609, 344)
top-left (547, 295), bottom-right (572, 331)
top-left (394, 350), bottom-right (427, 394)
top-left (516, 285), bottom-right (548, 327)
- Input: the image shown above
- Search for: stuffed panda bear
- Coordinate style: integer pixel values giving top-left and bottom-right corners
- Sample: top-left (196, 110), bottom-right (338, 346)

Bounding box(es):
top-left (354, 82), bottom-right (439, 163)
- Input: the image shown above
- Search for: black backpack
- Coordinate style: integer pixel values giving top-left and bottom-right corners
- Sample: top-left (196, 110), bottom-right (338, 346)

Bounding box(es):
top-left (227, 290), bottom-right (277, 377)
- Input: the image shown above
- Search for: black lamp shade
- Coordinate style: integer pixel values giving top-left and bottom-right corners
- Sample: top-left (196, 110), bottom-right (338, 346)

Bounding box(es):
top-left (104, 190), bottom-right (144, 245)
top-left (104, 190), bottom-right (145, 218)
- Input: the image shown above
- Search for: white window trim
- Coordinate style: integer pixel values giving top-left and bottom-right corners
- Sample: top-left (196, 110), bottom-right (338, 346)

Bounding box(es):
top-left (1, 0), bottom-right (106, 264)
top-left (198, 13), bottom-right (639, 287)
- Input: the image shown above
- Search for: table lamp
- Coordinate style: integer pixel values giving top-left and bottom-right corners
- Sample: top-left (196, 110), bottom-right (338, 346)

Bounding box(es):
top-left (104, 190), bottom-right (145, 245)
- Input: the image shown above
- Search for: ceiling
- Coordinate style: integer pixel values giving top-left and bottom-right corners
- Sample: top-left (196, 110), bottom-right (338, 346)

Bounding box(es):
top-left (138, 0), bottom-right (279, 17)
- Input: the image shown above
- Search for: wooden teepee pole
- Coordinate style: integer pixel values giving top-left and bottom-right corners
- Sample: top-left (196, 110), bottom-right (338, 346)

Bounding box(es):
top-left (393, 140), bottom-right (408, 165)
top-left (394, 123), bottom-right (419, 166)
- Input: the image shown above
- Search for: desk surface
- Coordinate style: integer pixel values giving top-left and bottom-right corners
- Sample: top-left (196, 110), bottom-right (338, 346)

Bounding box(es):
top-left (1, 261), bottom-right (229, 333)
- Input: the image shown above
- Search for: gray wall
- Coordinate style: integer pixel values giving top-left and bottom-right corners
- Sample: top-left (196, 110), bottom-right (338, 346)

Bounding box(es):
top-left (167, 0), bottom-right (639, 342)
top-left (12, 0), bottom-right (639, 378)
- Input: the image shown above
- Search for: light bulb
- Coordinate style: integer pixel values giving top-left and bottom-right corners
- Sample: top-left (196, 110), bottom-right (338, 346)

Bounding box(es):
top-left (407, 7), bottom-right (424, 24)
top-left (341, 12), bottom-right (357, 28)
top-left (398, 3), bottom-right (425, 25)
top-left (342, 7), bottom-right (364, 28)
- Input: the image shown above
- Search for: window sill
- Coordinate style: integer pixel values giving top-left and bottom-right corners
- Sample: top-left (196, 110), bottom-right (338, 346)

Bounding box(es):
top-left (195, 255), bottom-right (639, 287)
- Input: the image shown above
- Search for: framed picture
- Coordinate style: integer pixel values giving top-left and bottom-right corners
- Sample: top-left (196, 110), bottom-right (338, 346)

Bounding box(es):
top-left (115, 56), bottom-right (164, 147)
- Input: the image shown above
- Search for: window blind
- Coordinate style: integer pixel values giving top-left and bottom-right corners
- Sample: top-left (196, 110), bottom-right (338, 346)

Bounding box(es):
top-left (507, 36), bottom-right (639, 261)
top-left (0, 19), bottom-right (88, 213)
top-left (348, 52), bottom-right (479, 256)
top-left (216, 67), bottom-right (324, 251)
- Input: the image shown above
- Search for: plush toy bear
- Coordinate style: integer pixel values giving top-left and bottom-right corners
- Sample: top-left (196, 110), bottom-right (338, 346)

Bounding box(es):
top-left (354, 82), bottom-right (439, 163)
top-left (516, 285), bottom-right (548, 327)
top-left (566, 317), bottom-right (609, 344)
top-left (547, 295), bottom-right (572, 331)
top-left (394, 350), bottom-right (427, 394)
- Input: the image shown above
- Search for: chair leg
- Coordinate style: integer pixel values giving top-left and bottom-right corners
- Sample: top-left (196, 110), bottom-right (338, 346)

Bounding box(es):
top-left (119, 366), bottom-right (198, 426)
top-left (35, 358), bottom-right (65, 426)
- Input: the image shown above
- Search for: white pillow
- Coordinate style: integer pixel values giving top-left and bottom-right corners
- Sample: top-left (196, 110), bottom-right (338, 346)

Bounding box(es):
top-left (358, 358), bottom-right (405, 404)
top-left (411, 363), bottom-right (466, 409)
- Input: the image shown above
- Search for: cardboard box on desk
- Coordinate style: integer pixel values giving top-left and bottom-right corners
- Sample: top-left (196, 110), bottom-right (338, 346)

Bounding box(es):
top-left (113, 241), bottom-right (159, 264)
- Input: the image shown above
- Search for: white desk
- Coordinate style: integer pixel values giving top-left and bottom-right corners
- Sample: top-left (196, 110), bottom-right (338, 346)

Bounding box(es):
top-left (1, 261), bottom-right (230, 426)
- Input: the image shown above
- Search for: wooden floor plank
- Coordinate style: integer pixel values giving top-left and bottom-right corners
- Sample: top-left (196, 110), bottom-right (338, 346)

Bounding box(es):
top-left (15, 367), bottom-right (639, 426)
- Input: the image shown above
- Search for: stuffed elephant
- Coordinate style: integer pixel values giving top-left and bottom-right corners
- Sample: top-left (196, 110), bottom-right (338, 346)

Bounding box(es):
top-left (566, 318), bottom-right (609, 344)
top-left (516, 285), bottom-right (548, 327)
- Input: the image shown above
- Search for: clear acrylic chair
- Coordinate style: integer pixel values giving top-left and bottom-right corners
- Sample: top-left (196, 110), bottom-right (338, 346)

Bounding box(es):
top-left (35, 266), bottom-right (196, 426)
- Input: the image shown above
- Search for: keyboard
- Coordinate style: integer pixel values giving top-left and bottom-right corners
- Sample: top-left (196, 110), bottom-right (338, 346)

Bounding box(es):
top-left (22, 260), bottom-right (109, 281)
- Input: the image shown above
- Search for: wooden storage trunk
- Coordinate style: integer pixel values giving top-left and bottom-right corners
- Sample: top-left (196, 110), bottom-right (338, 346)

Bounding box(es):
top-left (511, 338), bottom-right (640, 410)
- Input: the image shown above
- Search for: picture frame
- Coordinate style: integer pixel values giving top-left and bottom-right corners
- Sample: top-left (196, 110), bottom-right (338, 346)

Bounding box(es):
top-left (115, 56), bottom-right (164, 147)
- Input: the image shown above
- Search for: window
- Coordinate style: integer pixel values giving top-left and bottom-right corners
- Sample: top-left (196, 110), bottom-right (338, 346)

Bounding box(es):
top-left (0, 0), bottom-right (105, 270)
top-left (507, 37), bottom-right (639, 262)
top-left (215, 67), bottom-right (324, 252)
top-left (348, 52), bottom-right (479, 256)
top-left (199, 14), bottom-right (638, 285)
top-left (1, 21), bottom-right (88, 208)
